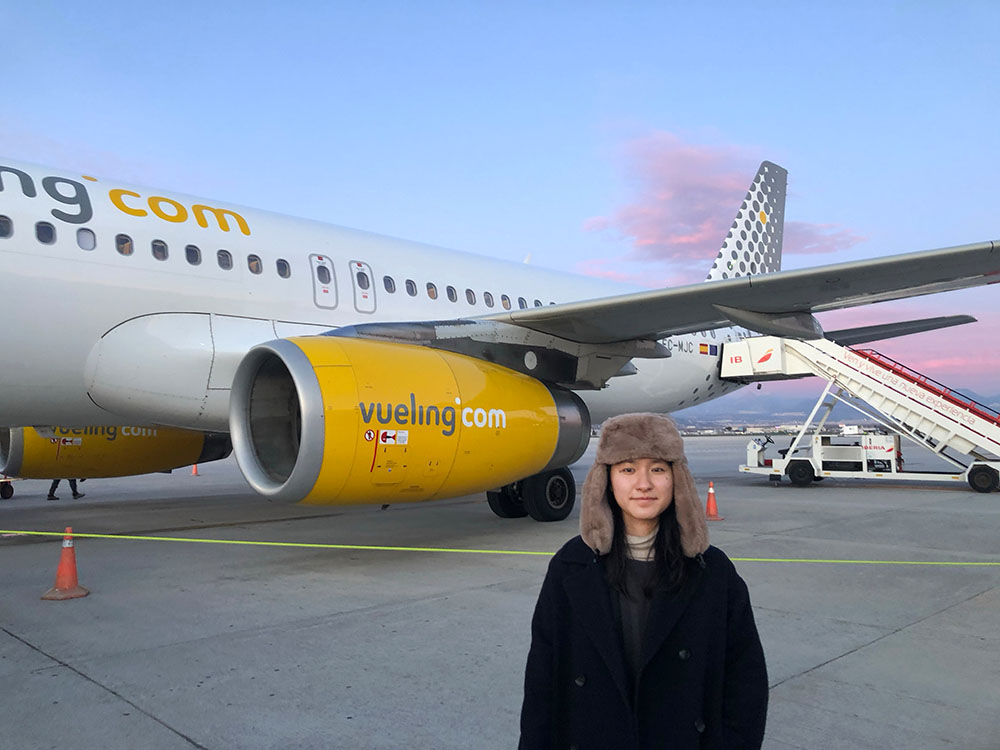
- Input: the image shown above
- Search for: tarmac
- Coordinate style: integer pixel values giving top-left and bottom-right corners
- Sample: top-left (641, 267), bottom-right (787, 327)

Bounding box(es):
top-left (1, 435), bottom-right (998, 749)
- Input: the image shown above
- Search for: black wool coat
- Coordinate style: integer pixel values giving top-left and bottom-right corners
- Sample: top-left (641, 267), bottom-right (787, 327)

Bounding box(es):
top-left (519, 537), bottom-right (768, 750)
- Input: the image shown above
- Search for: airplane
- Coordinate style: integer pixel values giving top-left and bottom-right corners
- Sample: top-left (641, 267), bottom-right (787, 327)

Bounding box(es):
top-left (0, 157), bottom-right (996, 520)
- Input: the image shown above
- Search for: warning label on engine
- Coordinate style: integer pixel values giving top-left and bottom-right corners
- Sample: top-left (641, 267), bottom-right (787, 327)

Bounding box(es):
top-left (379, 430), bottom-right (408, 445)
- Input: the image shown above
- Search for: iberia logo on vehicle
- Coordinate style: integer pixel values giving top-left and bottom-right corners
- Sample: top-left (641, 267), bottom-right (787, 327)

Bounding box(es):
top-left (757, 348), bottom-right (774, 364)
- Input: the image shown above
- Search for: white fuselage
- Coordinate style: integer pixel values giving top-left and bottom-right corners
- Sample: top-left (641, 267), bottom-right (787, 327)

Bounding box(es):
top-left (0, 158), bottom-right (743, 429)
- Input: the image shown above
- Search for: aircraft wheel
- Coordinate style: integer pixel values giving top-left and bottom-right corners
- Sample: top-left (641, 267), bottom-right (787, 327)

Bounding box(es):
top-left (523, 467), bottom-right (576, 522)
top-left (0, 483), bottom-right (12, 500)
top-left (787, 461), bottom-right (815, 487)
top-left (486, 484), bottom-right (527, 518)
top-left (967, 465), bottom-right (999, 493)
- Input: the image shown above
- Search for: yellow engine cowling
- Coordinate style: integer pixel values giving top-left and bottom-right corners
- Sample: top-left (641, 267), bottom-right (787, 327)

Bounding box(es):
top-left (229, 337), bottom-right (591, 504)
top-left (0, 426), bottom-right (231, 479)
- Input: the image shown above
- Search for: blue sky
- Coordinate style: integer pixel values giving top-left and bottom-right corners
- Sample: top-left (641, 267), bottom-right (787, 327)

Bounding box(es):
top-left (5, 1), bottom-right (1000, 392)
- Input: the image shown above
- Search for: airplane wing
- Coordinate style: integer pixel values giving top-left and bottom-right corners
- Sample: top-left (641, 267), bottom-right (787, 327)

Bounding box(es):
top-left (486, 239), bottom-right (999, 344)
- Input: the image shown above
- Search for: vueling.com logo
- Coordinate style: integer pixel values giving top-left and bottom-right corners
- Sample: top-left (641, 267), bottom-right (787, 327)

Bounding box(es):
top-left (358, 394), bottom-right (507, 437)
top-left (1, 163), bottom-right (251, 236)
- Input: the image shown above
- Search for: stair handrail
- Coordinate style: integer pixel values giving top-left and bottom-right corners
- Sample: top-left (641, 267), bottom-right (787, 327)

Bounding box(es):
top-left (852, 348), bottom-right (1000, 424)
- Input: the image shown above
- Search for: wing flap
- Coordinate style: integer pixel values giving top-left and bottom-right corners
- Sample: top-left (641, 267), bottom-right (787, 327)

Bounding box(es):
top-left (825, 314), bottom-right (977, 346)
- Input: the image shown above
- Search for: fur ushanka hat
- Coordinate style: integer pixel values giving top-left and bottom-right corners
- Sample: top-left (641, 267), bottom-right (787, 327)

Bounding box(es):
top-left (580, 412), bottom-right (709, 557)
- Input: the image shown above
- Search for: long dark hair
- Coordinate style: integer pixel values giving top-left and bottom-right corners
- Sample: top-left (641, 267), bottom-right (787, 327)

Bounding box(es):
top-left (604, 470), bottom-right (687, 596)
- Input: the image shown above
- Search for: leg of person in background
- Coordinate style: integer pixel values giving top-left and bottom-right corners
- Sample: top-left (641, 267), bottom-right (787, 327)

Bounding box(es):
top-left (47, 479), bottom-right (60, 501)
top-left (71, 479), bottom-right (85, 499)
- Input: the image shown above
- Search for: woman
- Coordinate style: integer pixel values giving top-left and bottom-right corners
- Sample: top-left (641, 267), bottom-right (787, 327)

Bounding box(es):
top-left (519, 413), bottom-right (767, 750)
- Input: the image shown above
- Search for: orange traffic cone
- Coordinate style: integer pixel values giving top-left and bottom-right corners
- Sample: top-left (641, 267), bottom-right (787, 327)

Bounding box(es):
top-left (41, 527), bottom-right (89, 600)
top-left (191, 463), bottom-right (199, 476)
top-left (705, 481), bottom-right (724, 521)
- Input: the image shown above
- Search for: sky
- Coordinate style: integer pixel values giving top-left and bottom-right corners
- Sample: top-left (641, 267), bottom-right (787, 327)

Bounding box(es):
top-left (4, 1), bottom-right (1000, 399)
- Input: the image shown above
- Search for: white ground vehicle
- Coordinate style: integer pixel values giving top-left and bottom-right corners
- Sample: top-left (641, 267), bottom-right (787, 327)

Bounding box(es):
top-left (724, 337), bottom-right (1000, 493)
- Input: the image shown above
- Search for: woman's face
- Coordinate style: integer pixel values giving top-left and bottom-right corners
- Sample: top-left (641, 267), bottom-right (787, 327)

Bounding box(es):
top-left (609, 458), bottom-right (674, 536)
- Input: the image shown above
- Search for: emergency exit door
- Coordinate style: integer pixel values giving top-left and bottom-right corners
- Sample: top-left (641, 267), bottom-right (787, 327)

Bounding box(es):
top-left (309, 254), bottom-right (337, 309)
top-left (350, 260), bottom-right (376, 313)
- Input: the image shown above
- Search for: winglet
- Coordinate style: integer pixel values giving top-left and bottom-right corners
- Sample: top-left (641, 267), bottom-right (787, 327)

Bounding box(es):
top-left (705, 161), bottom-right (787, 281)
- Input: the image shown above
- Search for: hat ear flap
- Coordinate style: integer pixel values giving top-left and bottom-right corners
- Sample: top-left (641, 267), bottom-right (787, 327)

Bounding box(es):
top-left (671, 460), bottom-right (709, 557)
top-left (580, 463), bottom-right (614, 555)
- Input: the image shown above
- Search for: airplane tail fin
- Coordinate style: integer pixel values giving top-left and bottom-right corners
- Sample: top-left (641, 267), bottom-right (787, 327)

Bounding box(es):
top-left (705, 161), bottom-right (787, 281)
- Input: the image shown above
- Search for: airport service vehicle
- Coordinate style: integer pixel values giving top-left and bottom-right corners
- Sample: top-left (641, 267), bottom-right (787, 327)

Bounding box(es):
top-left (726, 337), bottom-right (1000, 492)
top-left (1, 155), bottom-right (998, 518)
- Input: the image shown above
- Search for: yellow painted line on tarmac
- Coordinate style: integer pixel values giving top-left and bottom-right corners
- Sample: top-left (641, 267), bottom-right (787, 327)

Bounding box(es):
top-left (0, 529), bottom-right (551, 555)
top-left (2, 529), bottom-right (999, 566)
top-left (732, 557), bottom-right (1000, 566)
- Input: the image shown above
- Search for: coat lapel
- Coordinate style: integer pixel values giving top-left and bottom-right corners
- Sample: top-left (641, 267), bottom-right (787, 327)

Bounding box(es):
top-left (639, 561), bottom-right (703, 673)
top-left (562, 563), bottom-right (631, 707)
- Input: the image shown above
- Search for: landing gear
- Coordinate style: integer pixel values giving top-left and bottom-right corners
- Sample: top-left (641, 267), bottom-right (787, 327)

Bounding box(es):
top-left (967, 465), bottom-right (999, 493)
top-left (523, 467), bottom-right (576, 522)
top-left (0, 482), bottom-right (12, 500)
top-left (486, 485), bottom-right (527, 518)
top-left (486, 467), bottom-right (577, 522)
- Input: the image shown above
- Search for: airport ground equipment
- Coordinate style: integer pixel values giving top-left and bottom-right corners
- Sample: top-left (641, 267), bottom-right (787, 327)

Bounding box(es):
top-left (722, 336), bottom-right (1000, 492)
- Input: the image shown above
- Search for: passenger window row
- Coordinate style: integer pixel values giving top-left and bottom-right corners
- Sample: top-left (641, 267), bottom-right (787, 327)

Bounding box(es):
top-left (1, 214), bottom-right (559, 308)
top-left (373, 272), bottom-right (552, 309)
top-left (0, 216), bottom-right (291, 279)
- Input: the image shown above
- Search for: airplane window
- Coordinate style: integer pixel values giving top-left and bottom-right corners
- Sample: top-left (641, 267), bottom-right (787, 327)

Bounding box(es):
top-left (217, 249), bottom-right (233, 270)
top-left (247, 254), bottom-right (262, 274)
top-left (316, 265), bottom-right (331, 284)
top-left (483, 291), bottom-right (494, 308)
top-left (76, 228), bottom-right (96, 251)
top-left (185, 245), bottom-right (202, 265)
top-left (151, 239), bottom-right (168, 261)
top-left (517, 297), bottom-right (527, 309)
top-left (466, 289), bottom-right (476, 305)
top-left (549, 301), bottom-right (555, 305)
top-left (276, 258), bottom-right (291, 278)
top-left (356, 270), bottom-right (370, 290)
top-left (35, 222), bottom-right (55, 245)
top-left (383, 276), bottom-right (396, 293)
top-left (0, 216), bottom-right (12, 238)
top-left (501, 294), bottom-right (511, 310)
top-left (116, 234), bottom-right (133, 256)
top-left (446, 285), bottom-right (457, 303)
top-left (710, 330), bottom-right (716, 339)
top-left (533, 299), bottom-right (542, 307)
top-left (427, 282), bottom-right (438, 300)
top-left (405, 279), bottom-right (417, 296)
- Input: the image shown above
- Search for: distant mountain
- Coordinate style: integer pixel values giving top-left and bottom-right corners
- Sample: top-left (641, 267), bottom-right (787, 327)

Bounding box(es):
top-left (672, 380), bottom-right (1000, 428)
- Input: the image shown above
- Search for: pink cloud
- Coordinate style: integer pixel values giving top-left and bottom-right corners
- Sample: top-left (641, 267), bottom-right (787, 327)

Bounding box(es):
top-left (584, 132), bottom-right (754, 264)
top-left (579, 131), bottom-right (866, 285)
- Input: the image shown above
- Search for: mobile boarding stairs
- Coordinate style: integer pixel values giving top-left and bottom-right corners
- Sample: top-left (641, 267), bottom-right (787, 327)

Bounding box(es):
top-left (721, 336), bottom-right (1000, 493)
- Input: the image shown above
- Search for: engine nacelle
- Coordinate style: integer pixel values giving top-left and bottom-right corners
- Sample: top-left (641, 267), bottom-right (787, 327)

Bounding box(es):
top-left (229, 337), bottom-right (591, 504)
top-left (0, 426), bottom-right (231, 479)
